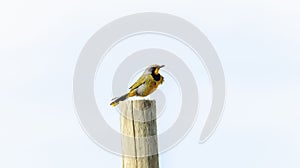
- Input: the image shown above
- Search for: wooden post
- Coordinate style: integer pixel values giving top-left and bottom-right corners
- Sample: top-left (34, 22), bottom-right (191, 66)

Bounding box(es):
top-left (120, 100), bottom-right (159, 168)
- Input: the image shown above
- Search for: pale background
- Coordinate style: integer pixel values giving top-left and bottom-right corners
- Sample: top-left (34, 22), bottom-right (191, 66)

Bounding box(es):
top-left (1, 0), bottom-right (300, 167)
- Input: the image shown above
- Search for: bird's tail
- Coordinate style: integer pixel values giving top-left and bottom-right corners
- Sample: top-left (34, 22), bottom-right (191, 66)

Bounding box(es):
top-left (110, 93), bottom-right (129, 107)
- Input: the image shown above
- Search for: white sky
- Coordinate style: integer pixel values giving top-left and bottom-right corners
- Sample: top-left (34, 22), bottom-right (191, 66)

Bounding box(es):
top-left (1, 0), bottom-right (300, 167)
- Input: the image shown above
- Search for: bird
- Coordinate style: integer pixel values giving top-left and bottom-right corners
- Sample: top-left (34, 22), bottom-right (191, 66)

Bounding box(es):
top-left (110, 64), bottom-right (165, 107)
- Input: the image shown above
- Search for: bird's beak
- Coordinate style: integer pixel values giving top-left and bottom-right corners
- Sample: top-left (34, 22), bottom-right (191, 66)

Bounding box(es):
top-left (154, 65), bottom-right (165, 75)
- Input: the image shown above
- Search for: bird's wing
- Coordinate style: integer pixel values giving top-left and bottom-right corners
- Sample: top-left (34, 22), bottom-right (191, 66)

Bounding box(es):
top-left (129, 74), bottom-right (147, 91)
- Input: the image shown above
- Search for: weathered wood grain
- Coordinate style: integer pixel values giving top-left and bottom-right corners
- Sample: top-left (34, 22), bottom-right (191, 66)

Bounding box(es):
top-left (120, 100), bottom-right (159, 168)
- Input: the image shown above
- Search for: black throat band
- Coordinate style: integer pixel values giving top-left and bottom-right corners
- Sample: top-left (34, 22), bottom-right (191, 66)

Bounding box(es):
top-left (151, 69), bottom-right (161, 81)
